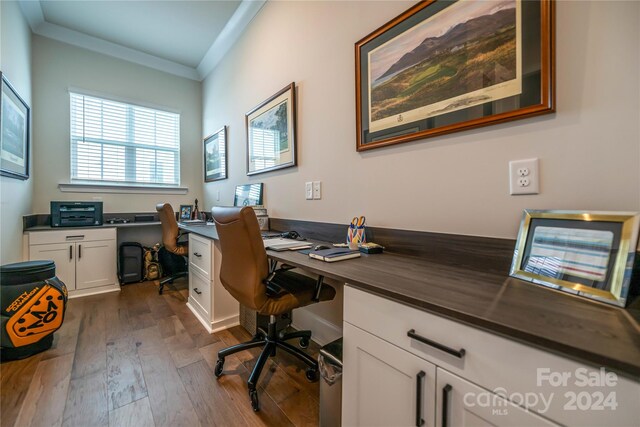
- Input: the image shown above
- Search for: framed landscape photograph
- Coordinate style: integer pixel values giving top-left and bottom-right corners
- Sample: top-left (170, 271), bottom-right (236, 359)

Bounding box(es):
top-left (510, 210), bottom-right (640, 307)
top-left (246, 83), bottom-right (297, 175)
top-left (204, 126), bottom-right (227, 182)
top-left (355, 0), bottom-right (555, 151)
top-left (1, 72), bottom-right (30, 179)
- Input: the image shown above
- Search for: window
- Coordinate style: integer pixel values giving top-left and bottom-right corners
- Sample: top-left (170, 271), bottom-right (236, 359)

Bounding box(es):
top-left (70, 92), bottom-right (180, 186)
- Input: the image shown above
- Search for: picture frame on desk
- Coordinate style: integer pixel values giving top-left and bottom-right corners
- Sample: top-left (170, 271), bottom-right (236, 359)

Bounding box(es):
top-left (204, 126), bottom-right (227, 182)
top-left (355, 0), bottom-right (555, 151)
top-left (510, 210), bottom-right (640, 307)
top-left (246, 83), bottom-right (297, 175)
top-left (179, 205), bottom-right (193, 220)
top-left (0, 72), bottom-right (30, 180)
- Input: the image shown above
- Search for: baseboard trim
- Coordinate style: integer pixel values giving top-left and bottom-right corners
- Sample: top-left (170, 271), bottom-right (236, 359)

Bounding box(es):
top-left (187, 302), bottom-right (240, 334)
top-left (187, 301), bottom-right (213, 333)
top-left (212, 314), bottom-right (240, 333)
top-left (68, 283), bottom-right (121, 299)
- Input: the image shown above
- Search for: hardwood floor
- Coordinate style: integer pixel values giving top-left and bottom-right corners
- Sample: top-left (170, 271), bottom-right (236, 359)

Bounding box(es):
top-left (1, 281), bottom-right (321, 427)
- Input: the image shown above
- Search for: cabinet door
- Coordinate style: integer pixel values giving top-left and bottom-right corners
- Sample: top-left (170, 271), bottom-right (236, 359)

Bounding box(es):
top-left (29, 243), bottom-right (76, 291)
top-left (343, 322), bottom-right (436, 427)
top-left (436, 368), bottom-right (557, 427)
top-left (76, 240), bottom-right (117, 290)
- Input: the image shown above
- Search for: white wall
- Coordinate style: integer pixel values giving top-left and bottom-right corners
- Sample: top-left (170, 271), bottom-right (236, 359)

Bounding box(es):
top-left (202, 0), bottom-right (640, 240)
top-left (31, 36), bottom-right (203, 214)
top-left (0, 1), bottom-right (33, 264)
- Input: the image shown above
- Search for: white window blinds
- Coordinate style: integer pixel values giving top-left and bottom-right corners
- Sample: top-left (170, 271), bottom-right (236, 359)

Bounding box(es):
top-left (70, 93), bottom-right (180, 186)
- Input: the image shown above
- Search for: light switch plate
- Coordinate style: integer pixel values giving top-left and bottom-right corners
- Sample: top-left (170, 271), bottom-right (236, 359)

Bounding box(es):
top-left (313, 181), bottom-right (322, 200)
top-left (305, 182), bottom-right (313, 200)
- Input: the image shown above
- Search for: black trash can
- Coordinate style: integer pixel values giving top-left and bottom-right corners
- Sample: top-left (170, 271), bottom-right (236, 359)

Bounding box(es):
top-left (0, 260), bottom-right (68, 361)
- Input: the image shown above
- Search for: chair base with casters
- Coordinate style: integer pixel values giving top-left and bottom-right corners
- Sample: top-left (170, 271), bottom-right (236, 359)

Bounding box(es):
top-left (214, 313), bottom-right (318, 412)
top-left (157, 246), bottom-right (188, 294)
top-left (213, 267), bottom-right (333, 412)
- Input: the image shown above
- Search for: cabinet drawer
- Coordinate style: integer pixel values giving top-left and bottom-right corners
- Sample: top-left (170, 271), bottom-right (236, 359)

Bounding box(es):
top-left (28, 228), bottom-right (116, 245)
top-left (344, 286), bottom-right (640, 427)
top-left (189, 268), bottom-right (211, 317)
top-left (189, 233), bottom-right (211, 279)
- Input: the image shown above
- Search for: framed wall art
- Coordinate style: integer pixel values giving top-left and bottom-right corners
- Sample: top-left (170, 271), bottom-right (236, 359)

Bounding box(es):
top-left (204, 126), bottom-right (227, 182)
top-left (1, 72), bottom-right (30, 179)
top-left (246, 83), bottom-right (297, 175)
top-left (510, 210), bottom-right (640, 307)
top-left (355, 0), bottom-right (555, 151)
top-left (179, 205), bottom-right (193, 220)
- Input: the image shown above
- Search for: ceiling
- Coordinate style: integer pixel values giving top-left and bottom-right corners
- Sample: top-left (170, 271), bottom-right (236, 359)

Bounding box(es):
top-left (18, 0), bottom-right (266, 81)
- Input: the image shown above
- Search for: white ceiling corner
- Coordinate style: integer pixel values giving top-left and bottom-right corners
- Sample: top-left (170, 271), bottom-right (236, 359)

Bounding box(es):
top-left (197, 0), bottom-right (267, 78)
top-left (17, 0), bottom-right (266, 81)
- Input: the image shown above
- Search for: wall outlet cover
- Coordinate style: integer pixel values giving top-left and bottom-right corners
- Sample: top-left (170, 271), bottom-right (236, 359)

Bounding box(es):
top-left (509, 158), bottom-right (539, 195)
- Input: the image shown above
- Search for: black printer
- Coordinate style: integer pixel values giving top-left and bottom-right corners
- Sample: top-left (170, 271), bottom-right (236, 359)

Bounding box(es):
top-left (50, 201), bottom-right (103, 227)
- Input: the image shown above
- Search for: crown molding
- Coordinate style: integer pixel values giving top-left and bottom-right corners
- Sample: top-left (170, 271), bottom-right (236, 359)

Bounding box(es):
top-left (197, 0), bottom-right (267, 80)
top-left (18, 0), bottom-right (266, 82)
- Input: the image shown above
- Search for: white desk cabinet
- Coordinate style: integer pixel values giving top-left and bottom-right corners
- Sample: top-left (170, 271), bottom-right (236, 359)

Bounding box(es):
top-left (343, 322), bottom-right (437, 427)
top-left (26, 228), bottom-right (118, 297)
top-left (343, 286), bottom-right (640, 427)
top-left (187, 233), bottom-right (239, 333)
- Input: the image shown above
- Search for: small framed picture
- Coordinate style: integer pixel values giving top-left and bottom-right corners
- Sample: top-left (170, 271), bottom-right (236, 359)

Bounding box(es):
top-left (204, 126), bottom-right (227, 182)
top-left (179, 205), bottom-right (193, 220)
top-left (246, 82), bottom-right (297, 175)
top-left (510, 210), bottom-right (640, 307)
top-left (1, 72), bottom-right (30, 180)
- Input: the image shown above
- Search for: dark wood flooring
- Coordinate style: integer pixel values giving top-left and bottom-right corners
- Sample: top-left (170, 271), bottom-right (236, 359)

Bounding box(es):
top-left (1, 281), bottom-right (321, 427)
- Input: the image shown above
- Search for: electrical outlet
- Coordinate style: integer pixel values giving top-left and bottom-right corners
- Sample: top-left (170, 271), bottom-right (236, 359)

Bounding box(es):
top-left (313, 181), bottom-right (322, 200)
top-left (305, 182), bottom-right (313, 200)
top-left (509, 158), bottom-right (539, 195)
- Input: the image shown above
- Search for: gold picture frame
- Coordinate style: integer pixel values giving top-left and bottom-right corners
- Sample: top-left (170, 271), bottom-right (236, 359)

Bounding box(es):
top-left (355, 0), bottom-right (555, 151)
top-left (510, 210), bottom-right (640, 307)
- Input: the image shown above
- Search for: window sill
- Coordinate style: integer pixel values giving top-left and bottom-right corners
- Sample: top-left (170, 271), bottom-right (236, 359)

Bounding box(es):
top-left (58, 183), bottom-right (189, 195)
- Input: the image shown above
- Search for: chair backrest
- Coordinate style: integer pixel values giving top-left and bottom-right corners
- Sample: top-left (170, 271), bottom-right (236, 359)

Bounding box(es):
top-left (212, 206), bottom-right (269, 311)
top-left (156, 203), bottom-right (180, 252)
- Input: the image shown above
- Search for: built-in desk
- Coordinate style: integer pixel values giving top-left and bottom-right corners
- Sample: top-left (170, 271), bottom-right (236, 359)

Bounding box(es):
top-left (23, 214), bottom-right (163, 297)
top-left (181, 223), bottom-right (640, 426)
top-left (181, 223), bottom-right (640, 377)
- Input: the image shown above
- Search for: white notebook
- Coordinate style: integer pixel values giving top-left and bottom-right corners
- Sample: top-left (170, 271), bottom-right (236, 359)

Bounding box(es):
top-left (263, 238), bottom-right (312, 251)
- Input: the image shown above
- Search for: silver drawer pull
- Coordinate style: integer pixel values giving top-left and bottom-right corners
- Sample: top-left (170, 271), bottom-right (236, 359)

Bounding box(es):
top-left (194, 252), bottom-right (202, 258)
top-left (193, 288), bottom-right (202, 295)
top-left (407, 329), bottom-right (466, 359)
top-left (66, 235), bottom-right (85, 240)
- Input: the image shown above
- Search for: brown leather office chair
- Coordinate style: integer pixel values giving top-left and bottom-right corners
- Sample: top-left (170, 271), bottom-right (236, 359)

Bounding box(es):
top-left (156, 203), bottom-right (188, 294)
top-left (212, 206), bottom-right (336, 411)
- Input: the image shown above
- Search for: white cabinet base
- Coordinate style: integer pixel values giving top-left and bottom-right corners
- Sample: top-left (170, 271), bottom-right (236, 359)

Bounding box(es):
top-left (186, 301), bottom-right (239, 333)
top-left (26, 228), bottom-right (119, 298)
top-left (187, 234), bottom-right (239, 334)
